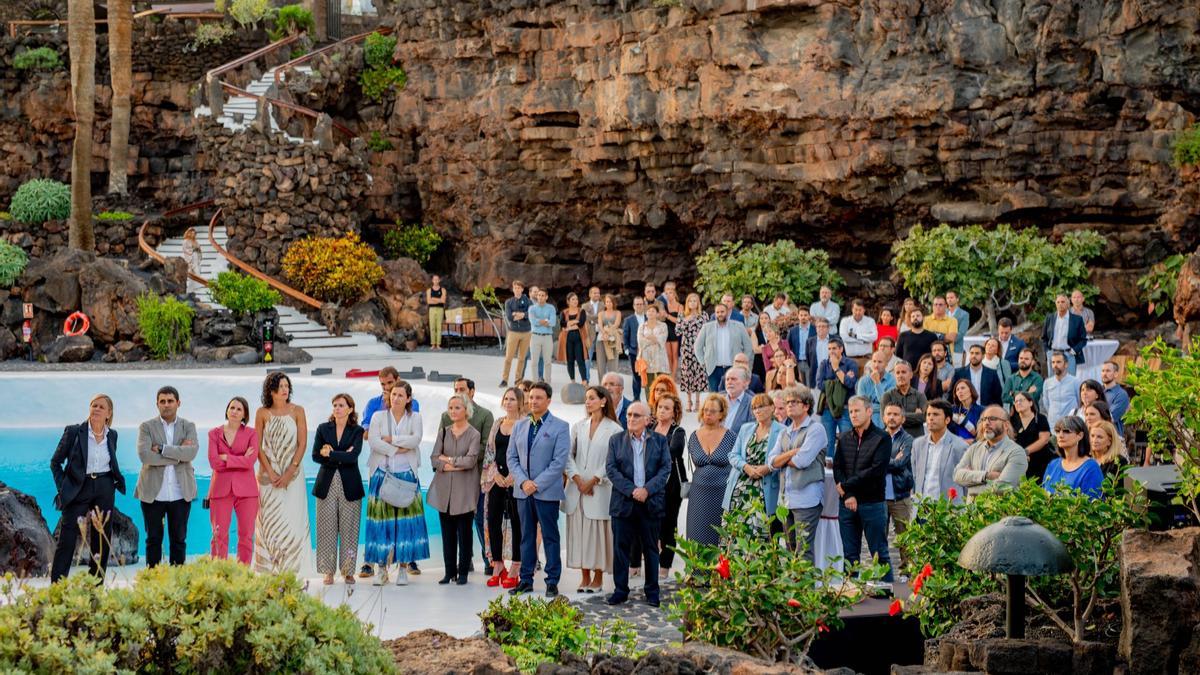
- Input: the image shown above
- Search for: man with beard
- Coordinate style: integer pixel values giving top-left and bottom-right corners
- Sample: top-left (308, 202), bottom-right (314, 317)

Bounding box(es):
top-left (952, 406), bottom-right (1028, 500)
top-left (896, 308), bottom-right (938, 370)
top-left (1002, 348), bottom-right (1044, 408)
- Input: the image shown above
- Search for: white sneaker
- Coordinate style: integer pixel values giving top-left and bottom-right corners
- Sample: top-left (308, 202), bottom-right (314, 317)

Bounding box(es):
top-left (373, 569), bottom-right (388, 586)
top-left (395, 568), bottom-right (409, 586)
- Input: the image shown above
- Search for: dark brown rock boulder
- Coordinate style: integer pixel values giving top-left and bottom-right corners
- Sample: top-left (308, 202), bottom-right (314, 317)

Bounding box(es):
top-left (77, 258), bottom-right (148, 344)
top-left (1174, 250), bottom-right (1200, 346)
top-left (345, 300), bottom-right (390, 338)
top-left (1119, 528), bottom-right (1200, 675)
top-left (102, 340), bottom-right (147, 363)
top-left (0, 481), bottom-right (54, 577)
top-left (383, 628), bottom-right (516, 674)
top-left (44, 335), bottom-right (95, 363)
top-left (51, 505), bottom-right (140, 567)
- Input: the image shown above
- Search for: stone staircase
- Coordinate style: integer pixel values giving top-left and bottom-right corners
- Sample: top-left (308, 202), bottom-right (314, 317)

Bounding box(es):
top-left (192, 64), bottom-right (313, 141)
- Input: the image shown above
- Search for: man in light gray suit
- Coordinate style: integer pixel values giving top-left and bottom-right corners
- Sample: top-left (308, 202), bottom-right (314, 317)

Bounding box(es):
top-left (911, 399), bottom-right (968, 504)
top-left (694, 303), bottom-right (754, 392)
top-left (953, 405), bottom-right (1028, 500)
top-left (135, 386), bottom-right (199, 567)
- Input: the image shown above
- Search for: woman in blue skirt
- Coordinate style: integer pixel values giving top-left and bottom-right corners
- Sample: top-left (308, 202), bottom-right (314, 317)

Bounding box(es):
top-left (366, 380), bottom-right (430, 584)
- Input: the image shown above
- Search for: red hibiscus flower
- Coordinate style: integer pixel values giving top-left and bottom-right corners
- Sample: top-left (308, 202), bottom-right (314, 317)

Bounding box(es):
top-left (947, 487), bottom-right (958, 500)
top-left (816, 619), bottom-right (829, 633)
top-left (715, 555), bottom-right (731, 580)
top-left (787, 598), bottom-right (801, 608)
top-left (889, 599), bottom-right (903, 616)
top-left (912, 576), bottom-right (924, 594)
top-left (920, 563), bottom-right (933, 580)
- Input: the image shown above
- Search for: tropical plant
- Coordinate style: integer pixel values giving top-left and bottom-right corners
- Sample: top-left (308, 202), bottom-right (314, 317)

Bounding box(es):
top-left (896, 477), bottom-right (1147, 640)
top-left (106, 0), bottom-right (131, 195)
top-left (229, 0), bottom-right (271, 27)
top-left (135, 293), bottom-right (194, 359)
top-left (282, 232), bottom-right (384, 305)
top-left (367, 130), bottom-right (394, 151)
top-left (208, 271), bottom-right (282, 315)
top-left (360, 31), bottom-right (405, 102)
top-left (383, 222), bottom-right (441, 264)
top-left (12, 47), bottom-right (62, 71)
top-left (68, 0), bottom-right (96, 250)
top-left (9, 179), bottom-right (71, 224)
top-left (364, 31), bottom-right (397, 69)
top-left (94, 211), bottom-right (134, 221)
top-left (192, 22), bottom-right (235, 48)
top-left (694, 240), bottom-right (842, 307)
top-left (1173, 125), bottom-right (1200, 168)
top-left (671, 502), bottom-right (887, 664)
top-left (1137, 253), bottom-right (1186, 317)
top-left (891, 224), bottom-right (1106, 333)
top-left (480, 595), bottom-right (642, 673)
top-left (268, 3), bottom-right (314, 40)
top-left (0, 558), bottom-right (397, 672)
top-left (1126, 337), bottom-right (1200, 521)
top-left (0, 241), bottom-right (29, 288)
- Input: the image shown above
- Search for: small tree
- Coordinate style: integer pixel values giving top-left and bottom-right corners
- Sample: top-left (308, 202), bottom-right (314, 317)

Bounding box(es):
top-left (67, 0), bottom-right (96, 250)
top-left (694, 240), bottom-right (842, 308)
top-left (892, 224), bottom-right (1105, 333)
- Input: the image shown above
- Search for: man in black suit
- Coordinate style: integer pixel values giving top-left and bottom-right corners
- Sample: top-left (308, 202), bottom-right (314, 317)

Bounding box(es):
top-left (996, 317), bottom-right (1026, 372)
top-left (787, 307), bottom-right (816, 384)
top-left (622, 297), bottom-right (647, 400)
top-left (605, 401), bottom-right (672, 607)
top-left (832, 396), bottom-right (893, 582)
top-left (805, 317), bottom-right (833, 387)
top-left (952, 344), bottom-right (1003, 406)
top-left (1041, 293), bottom-right (1087, 376)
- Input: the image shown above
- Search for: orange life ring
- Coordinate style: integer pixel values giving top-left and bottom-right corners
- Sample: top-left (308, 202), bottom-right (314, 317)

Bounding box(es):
top-left (63, 312), bottom-right (90, 337)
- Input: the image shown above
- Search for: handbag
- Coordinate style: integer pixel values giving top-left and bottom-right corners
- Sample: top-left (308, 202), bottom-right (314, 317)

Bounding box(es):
top-left (678, 428), bottom-right (692, 499)
top-left (377, 412), bottom-right (420, 508)
top-left (635, 356), bottom-right (649, 385)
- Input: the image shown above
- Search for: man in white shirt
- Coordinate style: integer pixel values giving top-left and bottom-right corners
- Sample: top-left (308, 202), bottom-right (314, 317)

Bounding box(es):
top-left (135, 386), bottom-right (199, 567)
top-left (723, 367), bottom-right (753, 431)
top-left (767, 385), bottom-right (828, 563)
top-left (911, 400), bottom-right (968, 503)
top-left (810, 286), bottom-right (841, 335)
top-left (763, 292), bottom-right (792, 321)
top-left (839, 299), bottom-right (878, 368)
top-left (1041, 351), bottom-right (1081, 428)
top-left (694, 304), bottom-right (753, 393)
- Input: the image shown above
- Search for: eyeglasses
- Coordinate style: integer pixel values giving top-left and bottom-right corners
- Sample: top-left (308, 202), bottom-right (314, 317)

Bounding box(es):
top-left (785, 399), bottom-right (804, 406)
top-left (753, 404), bottom-right (774, 411)
top-left (979, 416), bottom-right (1005, 423)
top-left (627, 413), bottom-right (647, 419)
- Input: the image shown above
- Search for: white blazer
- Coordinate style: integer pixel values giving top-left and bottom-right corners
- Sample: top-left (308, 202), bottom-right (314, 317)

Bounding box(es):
top-left (367, 409), bottom-right (423, 475)
top-left (562, 417), bottom-right (622, 520)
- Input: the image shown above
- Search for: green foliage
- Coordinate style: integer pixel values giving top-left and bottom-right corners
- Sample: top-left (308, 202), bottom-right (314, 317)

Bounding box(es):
top-left (94, 211), bottom-right (134, 222)
top-left (694, 240), bottom-right (842, 307)
top-left (891, 224), bottom-right (1105, 323)
top-left (0, 212), bottom-right (10, 220)
top-left (1137, 254), bottom-right (1186, 317)
top-left (282, 232), bottom-right (384, 305)
top-left (13, 46), bottom-right (62, 71)
top-left (215, 0), bottom-right (227, 11)
top-left (897, 478), bottom-right (1147, 640)
top-left (135, 293), bottom-right (194, 359)
top-left (192, 22), bottom-right (234, 48)
top-left (268, 4), bottom-right (314, 41)
top-left (0, 558), bottom-right (397, 672)
top-left (0, 241), bottom-right (29, 288)
top-left (1173, 125), bottom-right (1200, 168)
top-left (360, 66), bottom-right (407, 103)
top-left (383, 222), bottom-right (442, 264)
top-left (472, 285), bottom-right (501, 310)
top-left (208, 271), bottom-right (282, 315)
top-left (1126, 337), bottom-right (1200, 521)
top-left (672, 502), bottom-right (887, 663)
top-left (481, 595), bottom-right (641, 673)
top-left (364, 31), bottom-right (398, 69)
top-left (367, 130), bottom-right (394, 152)
top-left (9, 179), bottom-right (70, 224)
top-left (229, 0), bottom-right (271, 27)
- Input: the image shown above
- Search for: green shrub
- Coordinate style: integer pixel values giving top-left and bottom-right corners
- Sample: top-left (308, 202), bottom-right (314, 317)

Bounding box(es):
top-left (383, 222), bottom-right (441, 264)
top-left (136, 293), bottom-right (194, 359)
top-left (268, 3), bottom-right (314, 42)
top-left (695, 240), bottom-right (842, 308)
top-left (0, 241), bottom-right (28, 288)
top-left (208, 271), bottom-right (282, 314)
top-left (364, 31), bottom-right (397, 69)
top-left (282, 232), bottom-right (384, 304)
top-left (9, 179), bottom-right (70, 224)
top-left (481, 595), bottom-right (641, 673)
top-left (13, 47), bottom-right (62, 71)
top-left (367, 130), bottom-right (394, 151)
top-left (229, 0), bottom-right (271, 27)
top-left (94, 211), bottom-right (134, 222)
top-left (0, 558), bottom-right (397, 672)
top-left (192, 22), bottom-right (234, 48)
top-left (360, 66), bottom-right (406, 102)
top-left (0, 211), bottom-right (10, 220)
top-left (1137, 253), bottom-right (1186, 317)
top-left (896, 478), bottom-right (1147, 640)
top-left (1173, 125), bottom-right (1200, 168)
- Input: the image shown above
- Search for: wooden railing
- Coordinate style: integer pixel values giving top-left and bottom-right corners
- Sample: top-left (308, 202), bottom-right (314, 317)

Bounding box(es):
top-left (206, 208), bottom-right (323, 309)
top-left (272, 25), bottom-right (393, 89)
top-left (137, 199), bottom-right (216, 287)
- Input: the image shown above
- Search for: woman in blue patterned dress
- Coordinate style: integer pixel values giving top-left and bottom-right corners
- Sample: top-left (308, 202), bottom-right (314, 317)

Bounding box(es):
top-left (686, 394), bottom-right (737, 546)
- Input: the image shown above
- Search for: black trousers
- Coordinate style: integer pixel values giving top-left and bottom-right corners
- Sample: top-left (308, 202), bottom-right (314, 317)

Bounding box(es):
top-left (439, 511), bottom-right (474, 578)
top-left (142, 498), bottom-right (191, 567)
top-left (486, 484), bottom-right (521, 564)
top-left (51, 474), bottom-right (116, 582)
top-left (659, 479), bottom-right (683, 569)
top-left (565, 331), bottom-right (587, 381)
top-left (613, 504), bottom-right (661, 601)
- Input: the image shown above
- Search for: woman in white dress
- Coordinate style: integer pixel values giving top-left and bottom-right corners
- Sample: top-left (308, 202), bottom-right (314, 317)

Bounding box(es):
top-left (252, 372), bottom-right (316, 577)
top-left (563, 385), bottom-right (622, 593)
top-left (181, 227), bottom-right (202, 294)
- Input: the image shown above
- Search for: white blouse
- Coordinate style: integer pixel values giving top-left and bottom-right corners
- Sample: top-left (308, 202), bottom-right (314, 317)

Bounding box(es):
top-left (367, 410), bottom-right (423, 475)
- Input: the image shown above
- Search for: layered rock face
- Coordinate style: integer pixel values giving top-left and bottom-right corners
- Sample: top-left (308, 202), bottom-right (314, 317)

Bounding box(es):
top-left (379, 0), bottom-right (1200, 320)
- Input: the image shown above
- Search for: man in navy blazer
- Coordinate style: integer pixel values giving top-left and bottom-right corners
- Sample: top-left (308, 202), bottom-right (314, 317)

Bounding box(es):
top-left (605, 401), bottom-right (672, 607)
top-left (621, 297), bottom-right (647, 400)
top-left (723, 367), bottom-right (755, 432)
top-left (996, 318), bottom-right (1026, 371)
top-left (787, 308), bottom-right (816, 384)
top-left (1041, 294), bottom-right (1088, 375)
top-left (805, 318), bottom-right (834, 387)
top-left (952, 344), bottom-right (1003, 406)
top-left (602, 372), bottom-right (631, 429)
top-left (506, 382), bottom-right (571, 597)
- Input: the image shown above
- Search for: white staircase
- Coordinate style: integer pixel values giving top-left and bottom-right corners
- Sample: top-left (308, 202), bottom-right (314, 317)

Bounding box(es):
top-left (193, 64), bottom-right (313, 141)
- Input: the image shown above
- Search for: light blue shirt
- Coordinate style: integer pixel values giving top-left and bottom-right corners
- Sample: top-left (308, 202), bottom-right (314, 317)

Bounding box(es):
top-left (815, 337), bottom-right (829, 365)
top-left (951, 307), bottom-right (969, 353)
top-left (855, 373), bottom-right (895, 427)
top-left (1041, 372), bottom-right (1081, 428)
top-left (766, 415), bottom-right (828, 509)
top-left (529, 303), bottom-right (557, 335)
top-left (631, 432), bottom-right (646, 488)
top-left (724, 392), bottom-right (747, 430)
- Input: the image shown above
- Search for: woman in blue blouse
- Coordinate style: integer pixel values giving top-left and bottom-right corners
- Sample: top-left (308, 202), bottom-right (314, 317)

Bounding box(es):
top-left (1043, 416), bottom-right (1103, 500)
top-left (949, 379), bottom-right (983, 441)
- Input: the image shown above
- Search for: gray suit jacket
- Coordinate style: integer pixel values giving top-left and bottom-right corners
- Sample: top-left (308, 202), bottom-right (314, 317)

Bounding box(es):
top-left (134, 417), bottom-right (200, 503)
top-left (953, 436), bottom-right (1028, 499)
top-left (694, 318), bottom-right (754, 375)
top-left (911, 432), bottom-right (968, 503)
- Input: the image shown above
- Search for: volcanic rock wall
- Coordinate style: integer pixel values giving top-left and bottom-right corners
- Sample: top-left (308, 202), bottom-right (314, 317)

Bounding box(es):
top-left (377, 0), bottom-right (1200, 323)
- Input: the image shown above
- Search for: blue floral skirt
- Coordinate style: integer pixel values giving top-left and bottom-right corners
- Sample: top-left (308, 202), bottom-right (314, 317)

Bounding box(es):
top-left (364, 468), bottom-right (430, 565)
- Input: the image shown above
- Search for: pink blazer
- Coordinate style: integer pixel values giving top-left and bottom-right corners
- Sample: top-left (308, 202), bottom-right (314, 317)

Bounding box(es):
top-left (208, 425), bottom-right (260, 499)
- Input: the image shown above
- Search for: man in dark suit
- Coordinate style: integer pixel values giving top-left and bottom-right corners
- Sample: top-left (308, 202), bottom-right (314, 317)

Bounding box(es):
top-left (952, 344), bottom-right (1003, 406)
top-left (605, 401), bottom-right (672, 607)
top-left (1041, 293), bottom-right (1087, 376)
top-left (787, 307), bottom-right (816, 385)
top-left (996, 317), bottom-right (1026, 372)
top-left (622, 297), bottom-right (647, 400)
top-left (805, 317), bottom-right (834, 387)
top-left (723, 366), bottom-right (754, 432)
top-left (832, 396), bottom-right (893, 582)
top-left (602, 372), bottom-right (631, 428)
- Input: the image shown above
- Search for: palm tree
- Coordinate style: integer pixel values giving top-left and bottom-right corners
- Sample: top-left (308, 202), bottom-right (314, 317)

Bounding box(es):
top-left (309, 0), bottom-right (326, 41)
top-left (107, 0), bottom-right (132, 195)
top-left (67, 0), bottom-right (95, 250)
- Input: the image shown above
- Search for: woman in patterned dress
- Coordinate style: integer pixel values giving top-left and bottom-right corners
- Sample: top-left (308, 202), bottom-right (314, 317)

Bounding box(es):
top-left (677, 293), bottom-right (708, 413)
top-left (252, 372), bottom-right (316, 577)
top-left (723, 393), bottom-right (784, 538)
top-left (181, 227), bottom-right (201, 294)
top-left (638, 303), bottom-right (670, 385)
top-left (686, 394), bottom-right (737, 546)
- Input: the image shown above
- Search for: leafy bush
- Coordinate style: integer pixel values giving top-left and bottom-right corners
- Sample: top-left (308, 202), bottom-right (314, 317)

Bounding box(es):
top-left (367, 130), bottom-right (394, 151)
top-left (135, 293), bottom-right (194, 359)
top-left (13, 46), bottom-right (62, 71)
top-left (896, 478), bottom-right (1146, 640)
top-left (364, 31), bottom-right (397, 69)
top-left (481, 595), bottom-right (641, 673)
top-left (0, 558), bottom-right (397, 672)
top-left (672, 502), bottom-right (887, 663)
top-left (1137, 253), bottom-right (1186, 317)
top-left (360, 66), bottom-right (407, 103)
top-left (208, 271), bottom-right (282, 315)
top-left (0, 211), bottom-right (10, 220)
top-left (383, 222), bottom-right (441, 264)
top-left (0, 241), bottom-right (28, 288)
top-left (268, 4), bottom-right (314, 41)
top-left (192, 22), bottom-right (234, 48)
top-left (229, 0), bottom-right (271, 27)
top-left (695, 240), bottom-right (842, 308)
top-left (282, 232), bottom-right (384, 304)
top-left (9, 179), bottom-right (70, 224)
top-left (1173, 125), bottom-right (1200, 168)
top-left (94, 211), bottom-right (134, 222)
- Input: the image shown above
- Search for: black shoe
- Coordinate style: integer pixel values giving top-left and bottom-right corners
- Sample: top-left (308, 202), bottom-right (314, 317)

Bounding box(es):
top-left (646, 597), bottom-right (660, 608)
top-left (468, 561), bottom-right (475, 572)
top-left (509, 582), bottom-right (533, 595)
top-left (358, 564), bottom-right (374, 578)
top-left (545, 584), bottom-right (559, 598)
top-left (408, 562), bottom-right (421, 575)
top-left (438, 574), bottom-right (454, 585)
top-left (606, 593), bottom-right (628, 605)
top-left (456, 574), bottom-right (469, 585)
top-left (500, 380), bottom-right (508, 387)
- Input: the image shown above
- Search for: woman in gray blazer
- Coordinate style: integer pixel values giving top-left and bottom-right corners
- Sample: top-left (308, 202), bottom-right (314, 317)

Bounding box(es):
top-left (428, 394), bottom-right (482, 585)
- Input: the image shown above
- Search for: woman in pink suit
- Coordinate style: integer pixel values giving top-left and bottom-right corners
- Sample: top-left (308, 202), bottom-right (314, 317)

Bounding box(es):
top-left (209, 396), bottom-right (261, 563)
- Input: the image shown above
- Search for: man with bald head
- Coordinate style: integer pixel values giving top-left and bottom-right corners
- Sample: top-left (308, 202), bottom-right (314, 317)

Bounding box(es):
top-left (952, 405), bottom-right (1028, 500)
top-left (602, 372), bottom-right (631, 428)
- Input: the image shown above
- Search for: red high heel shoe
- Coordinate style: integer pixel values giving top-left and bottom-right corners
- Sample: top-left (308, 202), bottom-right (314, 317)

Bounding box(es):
top-left (487, 569), bottom-right (504, 587)
top-left (501, 570), bottom-right (519, 589)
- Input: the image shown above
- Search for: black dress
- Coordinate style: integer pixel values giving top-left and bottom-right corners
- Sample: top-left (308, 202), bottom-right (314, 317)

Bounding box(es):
top-left (659, 425), bottom-right (688, 569)
top-left (1014, 412), bottom-right (1051, 483)
top-left (486, 429), bottom-right (521, 564)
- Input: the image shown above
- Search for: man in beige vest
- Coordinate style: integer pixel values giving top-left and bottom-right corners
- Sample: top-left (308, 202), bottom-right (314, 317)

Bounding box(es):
top-left (953, 405), bottom-right (1027, 500)
top-left (135, 386), bottom-right (199, 566)
top-left (767, 385), bottom-right (829, 564)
